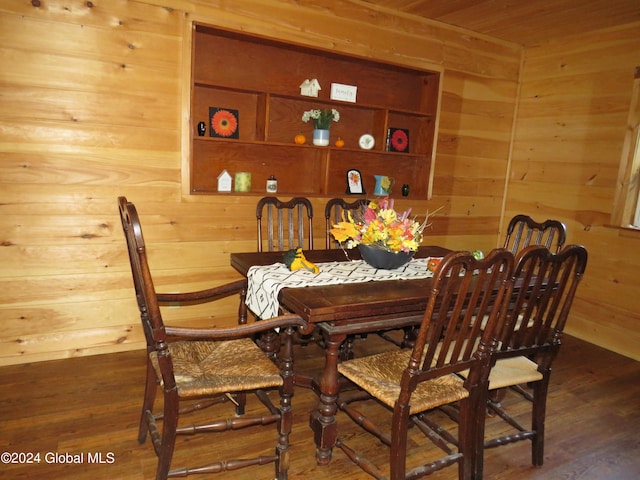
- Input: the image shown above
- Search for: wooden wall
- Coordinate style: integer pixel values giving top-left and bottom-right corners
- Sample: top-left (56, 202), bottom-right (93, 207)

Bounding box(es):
top-left (2, 0), bottom-right (634, 365)
top-left (505, 22), bottom-right (640, 360)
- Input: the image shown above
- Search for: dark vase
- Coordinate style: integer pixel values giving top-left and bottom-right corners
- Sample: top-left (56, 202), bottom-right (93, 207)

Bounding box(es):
top-left (358, 244), bottom-right (415, 269)
top-left (197, 121), bottom-right (206, 136)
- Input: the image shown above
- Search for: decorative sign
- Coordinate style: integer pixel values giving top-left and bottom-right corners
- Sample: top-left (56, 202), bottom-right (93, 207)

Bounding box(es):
top-left (330, 83), bottom-right (357, 103)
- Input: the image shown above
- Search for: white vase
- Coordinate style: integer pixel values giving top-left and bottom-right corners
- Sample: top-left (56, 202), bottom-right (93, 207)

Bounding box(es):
top-left (312, 129), bottom-right (330, 146)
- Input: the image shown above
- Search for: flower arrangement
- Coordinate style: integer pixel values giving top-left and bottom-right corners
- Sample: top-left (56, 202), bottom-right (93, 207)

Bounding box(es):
top-left (330, 197), bottom-right (441, 253)
top-left (302, 108), bottom-right (340, 130)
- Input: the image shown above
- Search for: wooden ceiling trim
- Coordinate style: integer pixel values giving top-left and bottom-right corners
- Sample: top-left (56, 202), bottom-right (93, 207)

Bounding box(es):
top-left (362, 0), bottom-right (640, 46)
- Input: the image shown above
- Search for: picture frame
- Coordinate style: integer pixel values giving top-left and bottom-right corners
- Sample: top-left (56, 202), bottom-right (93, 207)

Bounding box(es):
top-left (386, 127), bottom-right (409, 152)
top-left (209, 107), bottom-right (239, 139)
top-left (346, 169), bottom-right (365, 194)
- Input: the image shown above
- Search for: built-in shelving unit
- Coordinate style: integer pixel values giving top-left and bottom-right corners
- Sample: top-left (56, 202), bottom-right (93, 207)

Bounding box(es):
top-left (189, 24), bottom-right (441, 198)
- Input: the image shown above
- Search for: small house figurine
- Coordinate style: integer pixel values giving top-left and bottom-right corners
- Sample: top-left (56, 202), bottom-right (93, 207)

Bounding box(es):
top-left (299, 78), bottom-right (321, 97)
top-left (217, 169), bottom-right (232, 192)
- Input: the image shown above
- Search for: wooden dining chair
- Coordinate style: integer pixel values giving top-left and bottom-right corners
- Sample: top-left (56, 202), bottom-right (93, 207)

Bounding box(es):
top-left (324, 197), bottom-right (369, 249)
top-left (503, 214), bottom-right (567, 254)
top-left (254, 196), bottom-right (314, 349)
top-left (335, 249), bottom-right (515, 480)
top-left (474, 244), bottom-right (588, 477)
top-left (256, 196), bottom-right (314, 252)
top-left (323, 197), bottom-right (370, 357)
top-left (118, 197), bottom-right (306, 480)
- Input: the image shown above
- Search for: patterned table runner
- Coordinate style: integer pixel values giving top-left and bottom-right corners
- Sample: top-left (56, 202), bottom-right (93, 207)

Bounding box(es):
top-left (246, 257), bottom-right (439, 319)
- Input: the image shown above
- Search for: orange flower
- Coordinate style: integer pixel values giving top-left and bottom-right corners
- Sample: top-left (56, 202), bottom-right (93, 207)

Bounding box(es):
top-left (211, 109), bottom-right (238, 137)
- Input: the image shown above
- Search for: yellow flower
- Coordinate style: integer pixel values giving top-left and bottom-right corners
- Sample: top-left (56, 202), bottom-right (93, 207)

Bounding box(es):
top-left (330, 220), bottom-right (360, 243)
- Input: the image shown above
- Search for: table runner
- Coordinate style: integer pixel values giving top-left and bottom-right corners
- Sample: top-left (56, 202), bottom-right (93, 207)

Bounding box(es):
top-left (246, 257), bottom-right (439, 319)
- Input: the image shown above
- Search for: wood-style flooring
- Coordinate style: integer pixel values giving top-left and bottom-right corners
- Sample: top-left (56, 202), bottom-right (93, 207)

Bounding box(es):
top-left (0, 334), bottom-right (638, 479)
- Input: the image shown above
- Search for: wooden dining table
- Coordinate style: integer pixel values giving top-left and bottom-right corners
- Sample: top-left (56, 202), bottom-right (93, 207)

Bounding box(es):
top-left (230, 245), bottom-right (452, 465)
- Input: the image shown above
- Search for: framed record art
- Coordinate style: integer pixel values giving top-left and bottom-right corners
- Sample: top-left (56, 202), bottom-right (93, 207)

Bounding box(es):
top-left (209, 107), bottom-right (239, 139)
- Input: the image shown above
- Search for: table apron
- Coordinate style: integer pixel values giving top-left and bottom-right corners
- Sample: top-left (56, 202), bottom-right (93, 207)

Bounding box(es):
top-left (279, 296), bottom-right (430, 323)
top-left (317, 313), bottom-right (424, 336)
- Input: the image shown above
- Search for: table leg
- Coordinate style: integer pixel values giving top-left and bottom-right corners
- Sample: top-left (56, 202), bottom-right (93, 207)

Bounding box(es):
top-left (309, 331), bottom-right (346, 465)
top-left (257, 329), bottom-right (280, 360)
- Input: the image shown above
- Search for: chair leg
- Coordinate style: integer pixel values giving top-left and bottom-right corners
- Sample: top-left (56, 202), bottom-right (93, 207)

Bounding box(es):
top-left (340, 335), bottom-right (355, 361)
top-left (389, 404), bottom-right (411, 480)
top-left (155, 389), bottom-right (179, 480)
top-left (531, 378), bottom-right (549, 466)
top-left (488, 387), bottom-right (507, 404)
top-left (470, 389), bottom-right (489, 480)
top-left (457, 397), bottom-right (475, 480)
top-left (139, 359), bottom-right (158, 444)
top-left (275, 327), bottom-right (295, 479)
top-left (275, 402), bottom-right (291, 480)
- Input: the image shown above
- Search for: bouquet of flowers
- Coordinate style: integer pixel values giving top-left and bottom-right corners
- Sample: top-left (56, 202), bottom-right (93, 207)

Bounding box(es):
top-left (330, 197), bottom-right (440, 253)
top-left (302, 108), bottom-right (340, 130)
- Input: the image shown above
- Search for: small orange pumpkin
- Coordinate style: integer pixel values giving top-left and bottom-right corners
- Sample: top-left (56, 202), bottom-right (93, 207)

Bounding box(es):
top-left (335, 137), bottom-right (345, 148)
top-left (294, 133), bottom-right (306, 145)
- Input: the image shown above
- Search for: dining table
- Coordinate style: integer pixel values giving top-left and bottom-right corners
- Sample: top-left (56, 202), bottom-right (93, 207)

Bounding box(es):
top-left (230, 245), bottom-right (452, 465)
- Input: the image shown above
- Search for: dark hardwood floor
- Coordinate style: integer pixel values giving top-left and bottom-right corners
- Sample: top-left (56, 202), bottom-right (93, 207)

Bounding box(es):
top-left (1, 334), bottom-right (638, 479)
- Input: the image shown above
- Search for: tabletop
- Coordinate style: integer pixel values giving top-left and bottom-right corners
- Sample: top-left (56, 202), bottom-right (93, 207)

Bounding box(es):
top-left (230, 246), bottom-right (452, 326)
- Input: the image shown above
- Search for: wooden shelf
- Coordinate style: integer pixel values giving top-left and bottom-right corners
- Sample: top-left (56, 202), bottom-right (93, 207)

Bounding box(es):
top-left (189, 24), bottom-right (441, 198)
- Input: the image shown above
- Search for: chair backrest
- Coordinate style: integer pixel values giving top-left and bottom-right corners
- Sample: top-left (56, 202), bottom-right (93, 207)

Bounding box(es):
top-left (503, 214), bottom-right (567, 254)
top-left (401, 249), bottom-right (515, 396)
top-left (256, 196), bottom-right (314, 252)
top-left (324, 198), bottom-right (369, 248)
top-left (118, 197), bottom-right (175, 388)
top-left (496, 244), bottom-right (588, 366)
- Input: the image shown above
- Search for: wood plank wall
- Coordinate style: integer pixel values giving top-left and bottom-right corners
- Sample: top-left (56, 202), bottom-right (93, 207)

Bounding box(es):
top-left (1, 0), bottom-right (635, 364)
top-left (505, 22), bottom-right (640, 360)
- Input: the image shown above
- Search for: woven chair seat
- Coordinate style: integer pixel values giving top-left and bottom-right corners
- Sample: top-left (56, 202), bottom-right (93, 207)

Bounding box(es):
top-left (338, 348), bottom-right (467, 415)
top-left (488, 356), bottom-right (542, 390)
top-left (150, 338), bottom-right (283, 397)
top-left (457, 340), bottom-right (542, 390)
